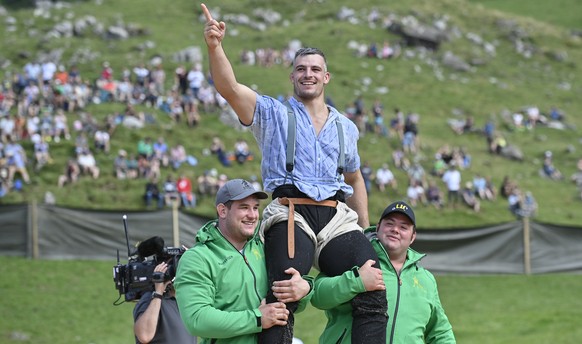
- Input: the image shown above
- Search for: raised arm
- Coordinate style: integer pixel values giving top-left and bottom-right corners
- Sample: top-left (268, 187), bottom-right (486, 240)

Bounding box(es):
top-left (201, 3), bottom-right (256, 125)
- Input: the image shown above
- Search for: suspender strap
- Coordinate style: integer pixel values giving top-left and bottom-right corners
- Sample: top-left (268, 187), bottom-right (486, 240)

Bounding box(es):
top-left (284, 101), bottom-right (296, 173)
top-left (335, 119), bottom-right (345, 175)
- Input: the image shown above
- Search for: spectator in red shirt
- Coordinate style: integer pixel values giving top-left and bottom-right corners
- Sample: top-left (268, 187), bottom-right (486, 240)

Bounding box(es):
top-left (177, 174), bottom-right (196, 208)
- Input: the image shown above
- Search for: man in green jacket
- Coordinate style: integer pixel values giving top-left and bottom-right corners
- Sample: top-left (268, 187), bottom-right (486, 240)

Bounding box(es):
top-left (175, 179), bottom-right (312, 343)
top-left (312, 201), bottom-right (456, 343)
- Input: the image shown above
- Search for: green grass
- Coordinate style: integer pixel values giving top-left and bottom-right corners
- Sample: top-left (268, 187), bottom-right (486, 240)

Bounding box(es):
top-left (1, 257), bottom-right (581, 344)
top-left (0, 0), bottom-right (581, 228)
top-left (467, 0), bottom-right (582, 30)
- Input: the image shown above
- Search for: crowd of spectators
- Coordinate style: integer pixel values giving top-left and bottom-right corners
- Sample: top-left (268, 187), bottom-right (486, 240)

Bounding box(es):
top-left (0, 56), bottom-right (242, 207)
top-left (354, 100), bottom-right (565, 217)
top-left (0, 55), bottom-right (577, 216)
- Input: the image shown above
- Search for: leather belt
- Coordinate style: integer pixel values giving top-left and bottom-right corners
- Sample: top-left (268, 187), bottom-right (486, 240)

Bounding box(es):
top-left (278, 197), bottom-right (338, 259)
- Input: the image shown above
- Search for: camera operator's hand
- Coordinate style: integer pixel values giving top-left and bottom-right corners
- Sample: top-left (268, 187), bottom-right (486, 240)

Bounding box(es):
top-left (271, 267), bottom-right (311, 303)
top-left (134, 261), bottom-right (173, 343)
top-left (258, 299), bottom-right (289, 329)
top-left (154, 262), bottom-right (171, 294)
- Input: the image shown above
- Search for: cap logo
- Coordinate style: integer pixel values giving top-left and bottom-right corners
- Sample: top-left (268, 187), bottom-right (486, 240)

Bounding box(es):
top-left (395, 203), bottom-right (408, 211)
top-left (241, 180), bottom-right (252, 189)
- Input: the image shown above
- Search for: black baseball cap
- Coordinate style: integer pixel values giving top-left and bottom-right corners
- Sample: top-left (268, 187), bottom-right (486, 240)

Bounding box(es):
top-left (379, 201), bottom-right (416, 226)
top-left (215, 179), bottom-right (268, 205)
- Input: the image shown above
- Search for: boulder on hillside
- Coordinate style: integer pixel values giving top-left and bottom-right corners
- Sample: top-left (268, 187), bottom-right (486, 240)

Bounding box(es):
top-left (500, 145), bottom-right (524, 161)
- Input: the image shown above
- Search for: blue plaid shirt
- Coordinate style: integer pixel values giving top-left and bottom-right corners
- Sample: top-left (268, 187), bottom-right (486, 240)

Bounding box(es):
top-left (250, 95), bottom-right (361, 201)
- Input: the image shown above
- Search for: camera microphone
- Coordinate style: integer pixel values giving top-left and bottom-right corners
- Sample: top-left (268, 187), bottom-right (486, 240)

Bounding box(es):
top-left (136, 236), bottom-right (165, 258)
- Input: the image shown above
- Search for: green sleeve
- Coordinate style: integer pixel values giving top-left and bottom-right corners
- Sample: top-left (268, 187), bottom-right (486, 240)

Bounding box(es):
top-left (425, 276), bottom-right (456, 344)
top-left (295, 275), bottom-right (314, 313)
top-left (175, 250), bottom-right (261, 339)
top-left (311, 267), bottom-right (366, 310)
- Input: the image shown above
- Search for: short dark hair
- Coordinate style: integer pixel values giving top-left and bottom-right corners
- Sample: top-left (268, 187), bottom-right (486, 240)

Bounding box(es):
top-left (293, 47), bottom-right (327, 67)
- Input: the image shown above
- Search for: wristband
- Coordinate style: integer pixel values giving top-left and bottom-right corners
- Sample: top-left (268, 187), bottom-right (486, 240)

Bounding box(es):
top-left (351, 266), bottom-right (360, 278)
top-left (256, 315), bottom-right (262, 327)
top-left (151, 292), bottom-right (163, 300)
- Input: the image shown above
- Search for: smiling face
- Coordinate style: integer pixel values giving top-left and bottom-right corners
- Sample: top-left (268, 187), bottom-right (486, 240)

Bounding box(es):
top-left (217, 195), bottom-right (261, 250)
top-left (377, 212), bottom-right (416, 259)
top-left (290, 53), bottom-right (330, 102)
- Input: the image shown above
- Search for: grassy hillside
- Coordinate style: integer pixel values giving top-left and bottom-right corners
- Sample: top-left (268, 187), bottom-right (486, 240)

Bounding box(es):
top-left (0, 0), bottom-right (581, 228)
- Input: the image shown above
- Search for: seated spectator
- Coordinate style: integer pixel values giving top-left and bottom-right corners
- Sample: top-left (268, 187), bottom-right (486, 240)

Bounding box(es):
top-left (403, 113), bottom-right (419, 154)
top-left (549, 106), bottom-right (565, 121)
top-left (170, 144), bottom-right (187, 170)
top-left (163, 175), bottom-right (179, 207)
top-left (57, 158), bottom-right (80, 187)
top-left (217, 174), bottom-right (229, 189)
top-left (360, 161), bottom-right (374, 195)
top-left (375, 163), bottom-right (397, 193)
top-left (508, 188), bottom-right (537, 218)
top-left (406, 179), bottom-right (426, 207)
top-left (525, 106), bottom-right (546, 129)
top-left (511, 111), bottom-right (525, 131)
top-left (176, 174), bottom-right (196, 209)
top-left (490, 133), bottom-right (507, 155)
top-left (431, 154), bottom-right (447, 178)
top-left (197, 169), bottom-right (218, 197)
top-left (461, 182), bottom-right (480, 212)
top-left (144, 177), bottom-right (164, 209)
top-left (392, 148), bottom-right (408, 170)
top-left (407, 160), bottom-right (426, 188)
top-left (147, 157), bottom-right (161, 181)
top-left (389, 107), bottom-right (405, 139)
top-left (541, 151), bottom-right (563, 180)
top-left (521, 191), bottom-right (538, 217)
top-left (169, 97), bottom-right (184, 122)
top-left (94, 129), bottom-right (110, 154)
top-left (426, 179), bottom-right (444, 209)
top-left (32, 134), bottom-right (52, 171)
top-left (508, 188), bottom-right (523, 217)
top-left (210, 136), bottom-right (231, 167)
top-left (53, 109), bottom-right (71, 141)
top-left (473, 173), bottom-right (494, 201)
top-left (153, 136), bottom-right (169, 168)
top-left (4, 136), bottom-right (31, 185)
top-left (137, 154), bottom-right (150, 179)
top-left (497, 176), bottom-right (511, 199)
top-left (485, 176), bottom-right (497, 200)
top-left (0, 167), bottom-right (9, 198)
top-left (234, 138), bottom-right (253, 164)
top-left (113, 150), bottom-right (129, 179)
top-left (77, 149), bottom-right (99, 179)
top-left (137, 137), bottom-right (154, 160)
top-left (126, 153), bottom-right (139, 179)
top-left (449, 115), bottom-right (475, 135)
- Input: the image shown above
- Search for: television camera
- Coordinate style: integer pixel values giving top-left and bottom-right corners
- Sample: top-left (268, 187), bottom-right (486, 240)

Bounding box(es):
top-left (112, 215), bottom-right (185, 304)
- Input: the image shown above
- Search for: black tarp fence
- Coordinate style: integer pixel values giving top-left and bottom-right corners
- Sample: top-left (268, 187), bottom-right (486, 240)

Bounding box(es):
top-left (2, 204), bottom-right (581, 274)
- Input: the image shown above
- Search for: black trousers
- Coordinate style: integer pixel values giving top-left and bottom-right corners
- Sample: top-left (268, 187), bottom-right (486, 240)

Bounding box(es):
top-left (258, 186), bottom-right (387, 344)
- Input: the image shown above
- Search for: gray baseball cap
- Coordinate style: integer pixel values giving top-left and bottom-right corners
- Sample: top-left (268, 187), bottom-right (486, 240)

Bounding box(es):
top-left (215, 179), bottom-right (268, 205)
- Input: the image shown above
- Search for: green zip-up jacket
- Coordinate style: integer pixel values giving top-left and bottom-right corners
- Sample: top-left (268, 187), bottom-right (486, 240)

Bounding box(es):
top-left (175, 220), bottom-right (312, 344)
top-left (311, 227), bottom-right (455, 344)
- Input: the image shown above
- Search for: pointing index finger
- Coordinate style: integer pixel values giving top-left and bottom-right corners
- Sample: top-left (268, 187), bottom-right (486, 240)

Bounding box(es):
top-left (201, 3), bottom-right (213, 22)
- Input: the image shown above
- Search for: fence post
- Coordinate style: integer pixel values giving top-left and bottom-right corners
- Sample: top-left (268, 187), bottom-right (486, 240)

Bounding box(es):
top-left (172, 200), bottom-right (180, 247)
top-left (31, 200), bottom-right (39, 259)
top-left (523, 216), bottom-right (531, 275)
